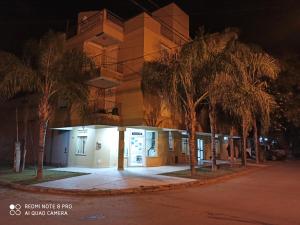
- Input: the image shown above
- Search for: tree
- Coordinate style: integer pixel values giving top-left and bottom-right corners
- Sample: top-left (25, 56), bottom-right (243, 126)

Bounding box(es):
top-left (270, 53), bottom-right (300, 156)
top-left (235, 44), bottom-right (279, 164)
top-left (142, 29), bottom-right (237, 174)
top-left (0, 31), bottom-right (95, 179)
top-left (211, 42), bottom-right (279, 166)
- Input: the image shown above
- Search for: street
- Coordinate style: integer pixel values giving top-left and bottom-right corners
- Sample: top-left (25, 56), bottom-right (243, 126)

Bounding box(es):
top-left (1, 161), bottom-right (299, 225)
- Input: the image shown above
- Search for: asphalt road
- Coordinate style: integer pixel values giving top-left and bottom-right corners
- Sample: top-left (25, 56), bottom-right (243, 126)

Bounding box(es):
top-left (1, 161), bottom-right (300, 225)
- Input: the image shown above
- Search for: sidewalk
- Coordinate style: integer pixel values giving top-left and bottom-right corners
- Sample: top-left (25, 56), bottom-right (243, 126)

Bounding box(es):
top-left (0, 163), bottom-right (265, 196)
top-left (33, 166), bottom-right (195, 190)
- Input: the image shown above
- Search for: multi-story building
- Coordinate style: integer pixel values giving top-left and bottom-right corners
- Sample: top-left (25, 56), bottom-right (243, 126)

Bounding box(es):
top-left (45, 3), bottom-right (239, 169)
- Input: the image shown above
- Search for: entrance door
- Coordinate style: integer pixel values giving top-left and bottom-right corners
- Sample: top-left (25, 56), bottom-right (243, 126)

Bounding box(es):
top-left (49, 130), bottom-right (70, 167)
top-left (129, 130), bottom-right (145, 166)
top-left (197, 139), bottom-right (204, 161)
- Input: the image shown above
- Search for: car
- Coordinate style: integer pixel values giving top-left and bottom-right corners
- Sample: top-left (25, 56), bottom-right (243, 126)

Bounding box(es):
top-left (265, 145), bottom-right (287, 161)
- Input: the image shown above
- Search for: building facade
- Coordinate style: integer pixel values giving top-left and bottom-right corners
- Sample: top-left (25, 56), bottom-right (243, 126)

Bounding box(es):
top-left (46, 3), bottom-right (239, 169)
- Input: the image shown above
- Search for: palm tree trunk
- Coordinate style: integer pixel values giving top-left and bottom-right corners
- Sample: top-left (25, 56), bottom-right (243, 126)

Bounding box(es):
top-left (209, 104), bottom-right (217, 171)
top-left (37, 119), bottom-right (48, 179)
top-left (230, 126), bottom-right (234, 167)
top-left (36, 99), bottom-right (50, 180)
top-left (21, 105), bottom-right (29, 172)
top-left (188, 110), bottom-right (197, 176)
top-left (253, 119), bottom-right (259, 164)
top-left (242, 117), bottom-right (247, 167)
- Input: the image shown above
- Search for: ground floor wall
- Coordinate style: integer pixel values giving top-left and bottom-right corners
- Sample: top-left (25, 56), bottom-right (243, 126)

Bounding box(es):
top-left (67, 127), bottom-right (119, 168)
top-left (47, 126), bottom-right (238, 168)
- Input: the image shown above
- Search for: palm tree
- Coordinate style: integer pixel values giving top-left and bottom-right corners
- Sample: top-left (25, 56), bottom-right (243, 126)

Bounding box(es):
top-left (233, 43), bottom-right (279, 164)
top-left (142, 29), bottom-right (238, 174)
top-left (211, 42), bottom-right (279, 166)
top-left (0, 31), bottom-right (95, 179)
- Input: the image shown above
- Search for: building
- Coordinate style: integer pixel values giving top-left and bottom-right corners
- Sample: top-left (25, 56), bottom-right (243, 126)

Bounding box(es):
top-left (44, 3), bottom-right (240, 169)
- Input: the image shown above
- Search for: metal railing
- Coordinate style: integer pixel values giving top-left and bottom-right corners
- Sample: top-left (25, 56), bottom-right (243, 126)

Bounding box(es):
top-left (91, 54), bottom-right (123, 74)
top-left (89, 99), bottom-right (119, 115)
top-left (66, 10), bottom-right (124, 39)
top-left (78, 11), bottom-right (103, 34)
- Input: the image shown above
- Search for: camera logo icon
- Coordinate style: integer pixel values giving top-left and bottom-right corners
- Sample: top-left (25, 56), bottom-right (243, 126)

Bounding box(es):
top-left (9, 204), bottom-right (21, 216)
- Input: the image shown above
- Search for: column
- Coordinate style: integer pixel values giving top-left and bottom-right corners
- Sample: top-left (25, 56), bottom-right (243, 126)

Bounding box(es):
top-left (118, 127), bottom-right (126, 170)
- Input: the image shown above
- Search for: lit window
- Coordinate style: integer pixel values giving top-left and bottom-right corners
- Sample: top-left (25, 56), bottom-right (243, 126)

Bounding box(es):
top-left (168, 131), bottom-right (174, 151)
top-left (76, 136), bottom-right (87, 155)
top-left (182, 137), bottom-right (189, 155)
top-left (145, 131), bottom-right (157, 157)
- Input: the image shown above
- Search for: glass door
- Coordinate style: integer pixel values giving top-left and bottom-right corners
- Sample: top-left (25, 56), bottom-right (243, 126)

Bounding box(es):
top-left (197, 139), bottom-right (204, 161)
top-left (129, 129), bottom-right (145, 166)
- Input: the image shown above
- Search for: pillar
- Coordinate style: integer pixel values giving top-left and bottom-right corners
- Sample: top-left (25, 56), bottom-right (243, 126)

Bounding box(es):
top-left (118, 127), bottom-right (126, 170)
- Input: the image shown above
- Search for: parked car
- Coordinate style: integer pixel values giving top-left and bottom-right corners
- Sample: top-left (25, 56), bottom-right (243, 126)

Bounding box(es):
top-left (265, 144), bottom-right (287, 161)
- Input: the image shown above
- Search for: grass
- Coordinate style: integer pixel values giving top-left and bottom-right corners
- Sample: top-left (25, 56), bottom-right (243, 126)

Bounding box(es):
top-left (0, 166), bottom-right (88, 185)
top-left (161, 164), bottom-right (248, 180)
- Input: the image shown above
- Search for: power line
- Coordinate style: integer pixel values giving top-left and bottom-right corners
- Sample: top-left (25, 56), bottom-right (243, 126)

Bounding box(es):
top-left (146, 0), bottom-right (190, 31)
top-left (128, 0), bottom-right (190, 43)
top-left (98, 40), bottom-right (188, 66)
top-left (146, 0), bottom-right (160, 9)
top-left (129, 0), bottom-right (151, 14)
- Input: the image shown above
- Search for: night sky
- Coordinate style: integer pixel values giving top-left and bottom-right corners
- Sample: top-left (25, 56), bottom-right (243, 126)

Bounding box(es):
top-left (0, 0), bottom-right (299, 56)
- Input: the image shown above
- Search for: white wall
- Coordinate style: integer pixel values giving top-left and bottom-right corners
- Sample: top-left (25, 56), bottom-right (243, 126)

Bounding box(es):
top-left (67, 127), bottom-right (118, 168)
top-left (94, 127), bottom-right (119, 167)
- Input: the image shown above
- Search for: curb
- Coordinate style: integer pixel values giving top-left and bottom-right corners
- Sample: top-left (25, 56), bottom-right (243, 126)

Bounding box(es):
top-left (0, 166), bottom-right (266, 197)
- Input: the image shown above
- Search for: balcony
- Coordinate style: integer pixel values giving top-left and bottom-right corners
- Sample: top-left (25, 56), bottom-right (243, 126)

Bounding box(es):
top-left (84, 98), bottom-right (121, 126)
top-left (88, 99), bottom-right (119, 116)
top-left (50, 98), bottom-right (121, 128)
top-left (87, 54), bottom-right (123, 89)
top-left (66, 9), bottom-right (124, 48)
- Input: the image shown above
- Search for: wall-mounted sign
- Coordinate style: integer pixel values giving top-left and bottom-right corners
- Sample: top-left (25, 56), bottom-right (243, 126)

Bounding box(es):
top-left (96, 142), bottom-right (101, 150)
top-left (78, 128), bottom-right (88, 136)
top-left (132, 132), bottom-right (143, 136)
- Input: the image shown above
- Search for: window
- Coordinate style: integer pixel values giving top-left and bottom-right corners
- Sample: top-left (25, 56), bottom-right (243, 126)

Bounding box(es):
top-left (145, 131), bottom-right (157, 157)
top-left (76, 136), bottom-right (87, 155)
top-left (168, 131), bottom-right (174, 151)
top-left (197, 139), bottom-right (204, 160)
top-left (182, 137), bottom-right (189, 155)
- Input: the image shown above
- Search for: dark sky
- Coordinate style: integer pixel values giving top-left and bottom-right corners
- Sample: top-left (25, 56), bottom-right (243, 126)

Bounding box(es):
top-left (0, 0), bottom-right (299, 56)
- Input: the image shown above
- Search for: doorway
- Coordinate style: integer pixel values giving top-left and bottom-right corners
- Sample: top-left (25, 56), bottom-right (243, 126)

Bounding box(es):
top-left (128, 129), bottom-right (145, 166)
top-left (197, 139), bottom-right (204, 161)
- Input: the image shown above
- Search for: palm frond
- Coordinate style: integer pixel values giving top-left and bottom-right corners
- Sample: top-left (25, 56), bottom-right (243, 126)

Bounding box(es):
top-left (0, 51), bottom-right (37, 100)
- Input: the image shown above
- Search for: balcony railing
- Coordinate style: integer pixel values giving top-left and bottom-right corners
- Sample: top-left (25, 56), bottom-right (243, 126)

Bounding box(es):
top-left (66, 10), bottom-right (124, 39)
top-left (91, 54), bottom-right (123, 74)
top-left (78, 12), bottom-right (103, 34)
top-left (89, 99), bottom-right (119, 116)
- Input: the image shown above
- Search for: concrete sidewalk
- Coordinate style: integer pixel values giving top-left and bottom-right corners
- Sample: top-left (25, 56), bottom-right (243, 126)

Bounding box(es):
top-left (33, 166), bottom-right (196, 190)
top-left (0, 163), bottom-right (263, 196)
